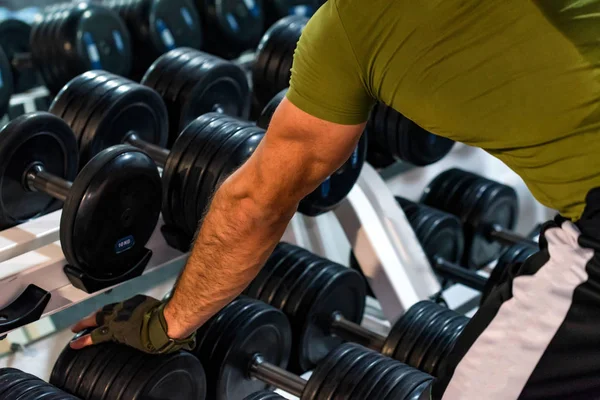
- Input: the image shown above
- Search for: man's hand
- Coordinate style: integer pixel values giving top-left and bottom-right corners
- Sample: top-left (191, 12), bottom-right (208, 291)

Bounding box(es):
top-left (70, 294), bottom-right (196, 354)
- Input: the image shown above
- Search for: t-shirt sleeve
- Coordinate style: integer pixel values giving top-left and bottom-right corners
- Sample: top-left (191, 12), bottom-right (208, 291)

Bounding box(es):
top-left (286, 1), bottom-right (375, 125)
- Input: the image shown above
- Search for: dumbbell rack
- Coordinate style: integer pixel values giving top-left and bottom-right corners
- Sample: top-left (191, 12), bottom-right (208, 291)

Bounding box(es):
top-left (0, 163), bottom-right (442, 337)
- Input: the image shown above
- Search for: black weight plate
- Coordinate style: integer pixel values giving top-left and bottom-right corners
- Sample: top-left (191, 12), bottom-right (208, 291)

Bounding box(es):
top-left (169, 114), bottom-right (223, 232)
top-left (252, 18), bottom-right (288, 104)
top-left (141, 48), bottom-right (190, 91)
top-left (243, 390), bottom-right (286, 400)
top-left (62, 345), bottom-right (104, 396)
top-left (12, 382), bottom-right (59, 400)
top-left (32, 8), bottom-right (63, 91)
top-left (103, 351), bottom-right (147, 400)
top-left (0, 372), bottom-right (39, 398)
top-left (154, 49), bottom-right (201, 98)
top-left (425, 317), bottom-right (468, 377)
top-left (384, 369), bottom-right (432, 400)
top-left (0, 113), bottom-right (78, 230)
top-left (186, 120), bottom-right (245, 231)
top-left (0, 19), bottom-right (36, 93)
top-left (301, 342), bottom-right (356, 400)
top-left (177, 59), bottom-right (249, 129)
top-left (121, 351), bottom-right (206, 400)
top-left (182, 119), bottom-right (238, 234)
top-left (4, 379), bottom-right (47, 400)
top-left (194, 126), bottom-right (259, 226)
top-left (406, 308), bottom-right (459, 374)
top-left (60, 145), bottom-right (161, 278)
top-left (313, 345), bottom-right (367, 400)
top-left (282, 258), bottom-right (326, 318)
top-left (267, 252), bottom-right (317, 310)
top-left (46, 11), bottom-right (68, 92)
top-left (194, 298), bottom-right (241, 360)
top-left (50, 342), bottom-right (81, 391)
top-left (0, 48), bottom-right (13, 118)
top-left (298, 132), bottom-right (366, 216)
top-left (344, 356), bottom-right (398, 400)
top-left (417, 314), bottom-right (464, 376)
top-left (49, 71), bottom-right (100, 120)
top-left (330, 350), bottom-right (382, 400)
top-left (257, 89), bottom-right (286, 129)
top-left (204, 0), bottom-right (265, 52)
top-left (77, 344), bottom-right (121, 400)
top-left (217, 301), bottom-right (292, 400)
top-left (262, 29), bottom-right (287, 94)
top-left (381, 301), bottom-right (431, 358)
top-left (80, 80), bottom-right (168, 164)
top-left (389, 302), bottom-right (438, 363)
top-left (161, 51), bottom-right (210, 104)
top-left (275, 22), bottom-right (303, 90)
top-left (392, 303), bottom-right (447, 364)
top-left (405, 378), bottom-right (434, 400)
top-left (257, 245), bottom-right (308, 304)
top-left (367, 363), bottom-right (416, 400)
top-left (147, 0), bottom-right (203, 54)
top-left (299, 267), bottom-right (366, 371)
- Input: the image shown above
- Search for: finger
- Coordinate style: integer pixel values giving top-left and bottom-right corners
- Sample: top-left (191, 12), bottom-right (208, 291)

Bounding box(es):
top-left (70, 311), bottom-right (100, 333)
top-left (69, 334), bottom-right (93, 350)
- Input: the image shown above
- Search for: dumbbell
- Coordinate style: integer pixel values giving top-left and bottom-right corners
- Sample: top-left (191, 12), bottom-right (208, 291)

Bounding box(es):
top-left (246, 242), bottom-right (469, 376)
top-left (141, 47), bottom-right (250, 147)
top-left (0, 18), bottom-right (38, 94)
top-left (28, 3), bottom-right (131, 94)
top-left (103, 0), bottom-right (203, 80)
top-left (252, 15), bottom-right (307, 111)
top-left (50, 70), bottom-right (261, 248)
top-left (0, 112), bottom-right (162, 289)
top-left (0, 368), bottom-right (78, 399)
top-left (193, 296), bottom-right (434, 400)
top-left (262, 0), bottom-right (323, 27)
top-left (421, 168), bottom-right (538, 268)
top-left (196, 0), bottom-right (265, 59)
top-left (258, 89), bottom-right (367, 216)
top-left (51, 336), bottom-right (206, 399)
top-left (366, 103), bottom-right (455, 168)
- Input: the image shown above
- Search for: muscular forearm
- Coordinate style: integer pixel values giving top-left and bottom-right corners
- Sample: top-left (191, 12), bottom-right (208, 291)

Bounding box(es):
top-left (163, 168), bottom-right (297, 339)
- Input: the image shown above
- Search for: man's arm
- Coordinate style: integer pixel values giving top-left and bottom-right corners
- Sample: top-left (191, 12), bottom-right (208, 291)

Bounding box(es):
top-left (163, 98), bottom-right (365, 338)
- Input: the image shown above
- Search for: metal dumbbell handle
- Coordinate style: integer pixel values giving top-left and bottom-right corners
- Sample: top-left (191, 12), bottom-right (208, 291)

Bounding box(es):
top-left (432, 257), bottom-right (487, 292)
top-left (329, 312), bottom-right (386, 351)
top-left (125, 132), bottom-right (169, 167)
top-left (25, 163), bottom-right (72, 201)
top-left (488, 223), bottom-right (537, 248)
top-left (249, 354), bottom-right (306, 398)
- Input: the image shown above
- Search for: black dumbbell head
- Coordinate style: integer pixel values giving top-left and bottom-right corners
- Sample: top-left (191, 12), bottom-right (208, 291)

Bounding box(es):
top-left (142, 48), bottom-right (250, 147)
top-left (50, 70), bottom-right (169, 167)
top-left (243, 390), bottom-right (287, 400)
top-left (421, 168), bottom-right (519, 268)
top-left (0, 112), bottom-right (78, 230)
top-left (199, 0), bottom-right (265, 58)
top-left (262, 0), bottom-right (323, 27)
top-left (51, 340), bottom-right (206, 400)
top-left (31, 3), bottom-right (132, 93)
top-left (193, 297), bottom-right (292, 400)
top-left (104, 0), bottom-right (203, 79)
top-left (252, 15), bottom-right (307, 108)
top-left (0, 368), bottom-right (79, 399)
top-left (0, 18), bottom-right (39, 93)
top-left (60, 144), bottom-right (162, 278)
top-left (367, 103), bottom-right (455, 167)
top-left (258, 90), bottom-right (367, 216)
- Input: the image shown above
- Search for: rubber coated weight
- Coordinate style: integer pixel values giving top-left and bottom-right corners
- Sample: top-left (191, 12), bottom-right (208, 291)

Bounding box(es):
top-left (0, 47), bottom-right (13, 119)
top-left (482, 243), bottom-right (537, 303)
top-left (62, 345), bottom-right (103, 398)
top-left (263, 0), bottom-right (321, 26)
top-left (243, 243), bottom-right (299, 298)
top-left (0, 113), bottom-right (78, 229)
top-left (199, 0), bottom-right (265, 59)
top-left (142, 48), bottom-right (250, 146)
top-left (2, 368), bottom-right (78, 400)
top-left (76, 345), bottom-right (121, 399)
top-left (105, 0), bottom-right (202, 79)
top-left (302, 343), bottom-right (355, 400)
top-left (383, 369), bottom-right (433, 400)
top-left (313, 345), bottom-right (367, 400)
top-left (243, 391), bottom-right (286, 400)
top-left (421, 168), bottom-right (521, 268)
top-left (32, 3), bottom-right (132, 93)
top-left (0, 19), bottom-right (38, 92)
top-left (330, 351), bottom-right (382, 400)
top-left (252, 16), bottom-right (307, 109)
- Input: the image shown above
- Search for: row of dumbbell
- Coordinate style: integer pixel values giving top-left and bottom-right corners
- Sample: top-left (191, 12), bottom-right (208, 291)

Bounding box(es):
top-left (0, 0), bottom-right (324, 114)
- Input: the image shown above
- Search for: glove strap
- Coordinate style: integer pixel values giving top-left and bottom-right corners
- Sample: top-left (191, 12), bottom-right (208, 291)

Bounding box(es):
top-left (147, 303), bottom-right (196, 353)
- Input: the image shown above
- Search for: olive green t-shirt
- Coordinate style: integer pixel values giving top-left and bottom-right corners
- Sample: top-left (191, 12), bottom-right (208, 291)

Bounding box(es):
top-left (287, 0), bottom-right (600, 220)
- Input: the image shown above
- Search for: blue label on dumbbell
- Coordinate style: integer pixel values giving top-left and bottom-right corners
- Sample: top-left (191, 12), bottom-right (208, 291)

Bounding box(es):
top-left (321, 176), bottom-right (331, 198)
top-left (289, 5), bottom-right (312, 16)
top-left (226, 13), bottom-right (239, 32)
top-left (351, 147), bottom-right (358, 168)
top-left (112, 30), bottom-right (125, 53)
top-left (83, 32), bottom-right (102, 69)
top-left (0, 69), bottom-right (3, 89)
top-left (156, 19), bottom-right (175, 49)
top-left (115, 235), bottom-right (135, 254)
top-left (180, 7), bottom-right (194, 28)
top-left (243, 0), bottom-right (260, 18)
